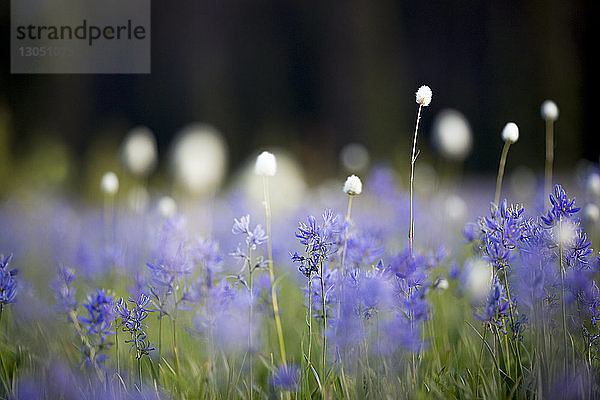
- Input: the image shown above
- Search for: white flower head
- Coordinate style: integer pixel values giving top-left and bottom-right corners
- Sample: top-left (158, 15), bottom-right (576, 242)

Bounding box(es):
top-left (541, 100), bottom-right (559, 122)
top-left (586, 173), bottom-right (600, 197)
top-left (254, 151), bottom-right (277, 177)
top-left (343, 174), bottom-right (362, 195)
top-left (101, 171), bottom-right (119, 195)
top-left (464, 257), bottom-right (492, 302)
top-left (120, 126), bottom-right (158, 177)
top-left (170, 123), bottom-right (227, 195)
top-left (584, 203), bottom-right (600, 222)
top-left (432, 109), bottom-right (473, 161)
top-left (501, 122), bottom-right (519, 143)
top-left (157, 196), bottom-right (177, 218)
top-left (340, 142), bottom-right (370, 172)
top-left (415, 85), bottom-right (433, 106)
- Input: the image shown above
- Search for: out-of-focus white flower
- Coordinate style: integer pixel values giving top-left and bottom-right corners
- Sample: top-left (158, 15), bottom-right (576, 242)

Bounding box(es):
top-left (501, 122), bottom-right (519, 143)
top-left (431, 109), bottom-right (473, 161)
top-left (101, 171), bottom-right (119, 195)
top-left (170, 123), bottom-right (227, 196)
top-left (584, 203), bottom-right (600, 222)
top-left (464, 258), bottom-right (492, 302)
top-left (541, 100), bottom-right (559, 122)
top-left (586, 173), bottom-right (600, 197)
top-left (343, 174), bottom-right (363, 196)
top-left (416, 85), bottom-right (432, 106)
top-left (340, 143), bottom-right (370, 172)
top-left (254, 151), bottom-right (277, 176)
top-left (444, 194), bottom-right (467, 222)
top-left (120, 126), bottom-right (158, 177)
top-left (157, 196), bottom-right (177, 218)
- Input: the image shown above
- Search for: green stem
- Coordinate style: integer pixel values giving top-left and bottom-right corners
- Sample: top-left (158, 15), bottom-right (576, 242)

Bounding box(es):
top-left (558, 217), bottom-right (568, 374)
top-left (545, 119), bottom-right (554, 196)
top-left (502, 267), bottom-right (522, 379)
top-left (320, 261), bottom-right (327, 392)
top-left (476, 326), bottom-right (488, 398)
top-left (158, 315), bottom-right (162, 366)
top-left (248, 245), bottom-right (254, 400)
top-left (494, 141), bottom-right (511, 206)
top-left (340, 195), bottom-right (353, 275)
top-left (409, 104), bottom-right (423, 254)
top-left (116, 327), bottom-right (120, 374)
top-left (173, 317), bottom-right (180, 374)
top-left (263, 176), bottom-right (287, 366)
top-left (307, 277), bottom-right (313, 367)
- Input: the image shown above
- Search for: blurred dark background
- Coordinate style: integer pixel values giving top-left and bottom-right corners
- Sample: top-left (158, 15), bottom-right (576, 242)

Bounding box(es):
top-left (0, 0), bottom-right (597, 193)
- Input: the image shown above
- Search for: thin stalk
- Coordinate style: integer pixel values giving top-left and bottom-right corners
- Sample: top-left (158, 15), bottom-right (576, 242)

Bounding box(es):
top-left (502, 267), bottom-right (523, 379)
top-left (476, 326), bottom-right (488, 398)
top-left (116, 328), bottom-right (120, 374)
top-left (494, 141), bottom-right (512, 206)
top-left (340, 195), bottom-right (354, 275)
top-left (545, 119), bottom-right (554, 196)
top-left (158, 316), bottom-right (162, 367)
top-left (558, 217), bottom-right (568, 374)
top-left (307, 277), bottom-right (313, 368)
top-left (262, 176), bottom-right (287, 366)
top-left (248, 245), bottom-right (254, 400)
top-left (409, 104), bottom-right (424, 254)
top-left (319, 261), bottom-right (327, 391)
top-left (138, 357), bottom-right (142, 390)
top-left (172, 317), bottom-right (180, 374)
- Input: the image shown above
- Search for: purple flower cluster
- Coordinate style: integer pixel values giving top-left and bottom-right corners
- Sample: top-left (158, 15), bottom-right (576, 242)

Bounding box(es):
top-left (79, 289), bottom-right (116, 366)
top-left (114, 294), bottom-right (155, 358)
top-left (465, 185), bottom-right (598, 348)
top-left (0, 254), bottom-right (17, 311)
top-left (291, 209), bottom-right (340, 278)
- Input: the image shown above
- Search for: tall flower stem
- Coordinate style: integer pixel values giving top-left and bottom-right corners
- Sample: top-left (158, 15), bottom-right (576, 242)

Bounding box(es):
top-left (409, 104), bottom-right (424, 254)
top-left (319, 261), bottom-right (327, 390)
top-left (248, 245), bottom-right (254, 400)
top-left (545, 119), bottom-right (554, 196)
top-left (307, 277), bottom-right (313, 368)
top-left (558, 217), bottom-right (568, 374)
top-left (340, 195), bottom-right (354, 275)
top-left (502, 267), bottom-right (523, 379)
top-left (262, 176), bottom-right (287, 366)
top-left (158, 316), bottom-right (162, 367)
top-left (494, 141), bottom-right (511, 206)
top-left (172, 316), bottom-right (180, 374)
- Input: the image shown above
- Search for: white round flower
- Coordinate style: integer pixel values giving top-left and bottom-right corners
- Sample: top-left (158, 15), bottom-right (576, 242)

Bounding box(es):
top-left (444, 194), bottom-right (468, 222)
top-left (431, 109), bottom-right (473, 161)
top-left (120, 126), bottom-right (158, 177)
top-left (340, 143), bottom-right (370, 172)
top-left (586, 173), bottom-right (600, 197)
top-left (169, 123), bottom-right (227, 195)
top-left (541, 100), bottom-right (559, 122)
top-left (464, 258), bottom-right (492, 302)
top-left (254, 151), bottom-right (277, 176)
top-left (343, 174), bottom-right (362, 195)
top-left (157, 196), bottom-right (177, 218)
top-left (584, 203), bottom-right (600, 222)
top-left (501, 122), bottom-right (519, 143)
top-left (101, 172), bottom-right (119, 195)
top-left (415, 85), bottom-right (432, 106)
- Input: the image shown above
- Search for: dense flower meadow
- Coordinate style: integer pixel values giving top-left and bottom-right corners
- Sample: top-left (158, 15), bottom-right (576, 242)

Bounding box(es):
top-left (2, 91), bottom-right (600, 399)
